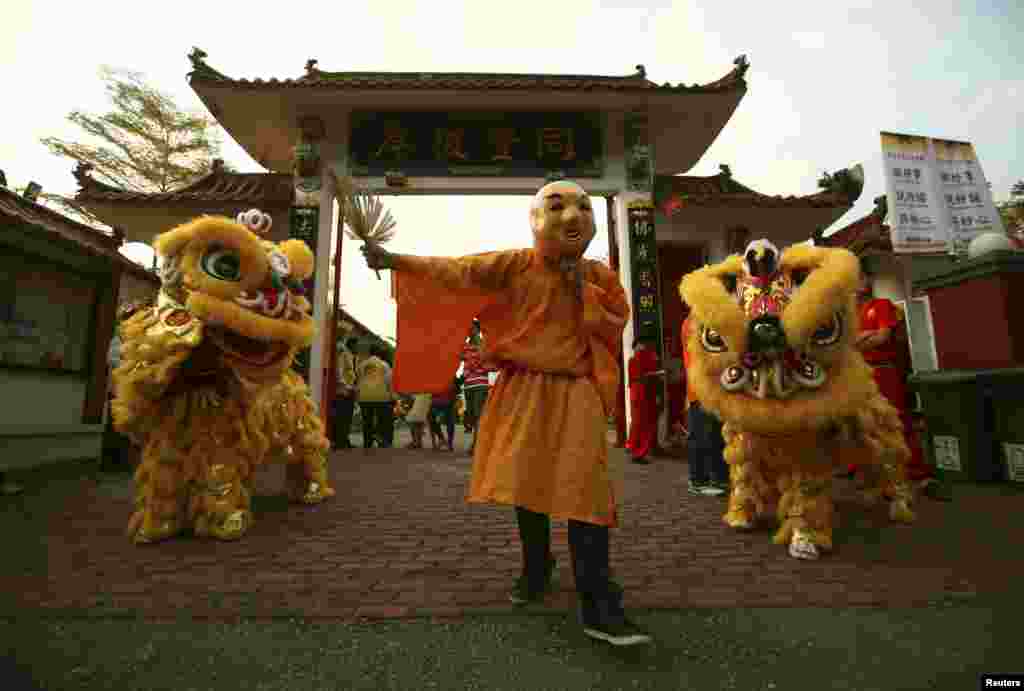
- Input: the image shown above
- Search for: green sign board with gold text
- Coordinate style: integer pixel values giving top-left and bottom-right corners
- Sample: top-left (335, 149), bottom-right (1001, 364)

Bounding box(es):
top-left (289, 206), bottom-right (319, 381)
top-left (627, 199), bottom-right (662, 356)
top-left (349, 111), bottom-right (604, 178)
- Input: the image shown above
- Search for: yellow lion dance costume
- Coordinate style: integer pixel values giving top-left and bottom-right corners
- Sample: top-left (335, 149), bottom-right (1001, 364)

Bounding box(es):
top-left (680, 240), bottom-right (914, 560)
top-left (112, 210), bottom-right (334, 544)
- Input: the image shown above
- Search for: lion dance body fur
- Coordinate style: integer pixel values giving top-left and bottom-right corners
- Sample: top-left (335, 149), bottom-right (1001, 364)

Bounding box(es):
top-left (111, 212), bottom-right (334, 544)
top-left (679, 241), bottom-right (914, 560)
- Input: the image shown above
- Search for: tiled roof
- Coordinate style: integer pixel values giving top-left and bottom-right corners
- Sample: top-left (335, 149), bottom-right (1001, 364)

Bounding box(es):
top-left (654, 169), bottom-right (856, 215)
top-left (2, 184), bottom-right (119, 256)
top-left (819, 213), bottom-right (892, 253)
top-left (74, 161), bottom-right (293, 206)
top-left (0, 184), bottom-right (159, 282)
top-left (186, 49), bottom-right (750, 94)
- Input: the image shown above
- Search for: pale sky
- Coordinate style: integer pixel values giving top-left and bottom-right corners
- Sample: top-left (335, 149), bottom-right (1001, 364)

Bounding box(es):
top-left (3, 0), bottom-right (1021, 342)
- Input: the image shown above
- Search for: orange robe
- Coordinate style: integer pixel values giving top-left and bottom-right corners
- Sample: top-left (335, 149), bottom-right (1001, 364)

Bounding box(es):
top-left (389, 249), bottom-right (630, 526)
top-left (625, 348), bottom-right (659, 458)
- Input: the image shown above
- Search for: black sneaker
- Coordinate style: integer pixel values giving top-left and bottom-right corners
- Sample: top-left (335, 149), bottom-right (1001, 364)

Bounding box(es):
top-left (688, 482), bottom-right (724, 496)
top-left (578, 587), bottom-right (652, 646)
top-left (582, 615), bottom-right (653, 647)
top-left (509, 558), bottom-right (558, 604)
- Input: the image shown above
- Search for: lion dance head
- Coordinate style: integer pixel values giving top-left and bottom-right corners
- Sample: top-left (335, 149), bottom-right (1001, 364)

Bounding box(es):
top-left (680, 240), bottom-right (878, 435)
top-left (149, 209), bottom-right (317, 381)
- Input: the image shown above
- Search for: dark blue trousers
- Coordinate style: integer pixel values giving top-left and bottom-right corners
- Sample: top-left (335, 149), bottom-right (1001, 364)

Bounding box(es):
top-left (687, 401), bottom-right (728, 484)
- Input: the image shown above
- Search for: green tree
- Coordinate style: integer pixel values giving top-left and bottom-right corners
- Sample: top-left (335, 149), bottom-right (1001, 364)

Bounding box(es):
top-left (36, 66), bottom-right (231, 227)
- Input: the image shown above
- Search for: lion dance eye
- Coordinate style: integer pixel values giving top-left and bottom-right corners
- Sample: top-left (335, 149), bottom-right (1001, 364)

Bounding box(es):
top-left (200, 248), bottom-right (242, 282)
top-left (811, 314), bottom-right (842, 346)
top-left (700, 326), bottom-right (727, 353)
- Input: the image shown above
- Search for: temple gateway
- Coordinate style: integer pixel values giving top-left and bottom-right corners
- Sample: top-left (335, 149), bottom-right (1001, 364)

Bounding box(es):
top-left (79, 50), bottom-right (865, 431)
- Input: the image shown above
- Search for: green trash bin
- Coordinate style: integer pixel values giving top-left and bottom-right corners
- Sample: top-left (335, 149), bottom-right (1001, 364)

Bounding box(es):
top-left (984, 367), bottom-right (1024, 486)
top-left (908, 370), bottom-right (1001, 484)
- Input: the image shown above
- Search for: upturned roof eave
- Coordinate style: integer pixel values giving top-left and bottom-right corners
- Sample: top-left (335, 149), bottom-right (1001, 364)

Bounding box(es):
top-left (187, 52), bottom-right (749, 174)
top-left (185, 51), bottom-right (749, 94)
top-left (73, 162), bottom-right (293, 207)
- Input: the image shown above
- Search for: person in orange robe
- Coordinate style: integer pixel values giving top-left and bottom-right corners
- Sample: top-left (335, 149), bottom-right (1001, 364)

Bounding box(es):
top-left (625, 339), bottom-right (661, 464)
top-left (361, 179), bottom-right (651, 646)
top-left (848, 270), bottom-right (950, 500)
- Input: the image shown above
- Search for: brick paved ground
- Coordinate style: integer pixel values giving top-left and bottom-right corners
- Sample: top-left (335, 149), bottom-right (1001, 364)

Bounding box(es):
top-left (3, 428), bottom-right (1022, 620)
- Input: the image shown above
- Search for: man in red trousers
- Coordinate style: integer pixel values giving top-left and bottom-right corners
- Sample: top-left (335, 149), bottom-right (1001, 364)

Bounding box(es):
top-left (848, 269), bottom-right (951, 501)
top-left (625, 338), bottom-right (661, 464)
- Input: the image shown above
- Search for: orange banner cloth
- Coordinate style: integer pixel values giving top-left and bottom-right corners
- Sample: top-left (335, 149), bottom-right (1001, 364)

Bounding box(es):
top-left (390, 249), bottom-right (630, 526)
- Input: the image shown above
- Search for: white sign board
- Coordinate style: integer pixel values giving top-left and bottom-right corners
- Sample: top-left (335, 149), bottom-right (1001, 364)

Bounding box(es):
top-left (881, 132), bottom-right (948, 253)
top-left (932, 139), bottom-right (1006, 255)
top-left (880, 132), bottom-right (1005, 255)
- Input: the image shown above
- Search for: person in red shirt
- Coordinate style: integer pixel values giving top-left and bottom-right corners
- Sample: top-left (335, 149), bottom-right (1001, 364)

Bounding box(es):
top-left (625, 338), bottom-right (661, 464)
top-left (461, 319), bottom-right (496, 454)
top-left (847, 269), bottom-right (951, 501)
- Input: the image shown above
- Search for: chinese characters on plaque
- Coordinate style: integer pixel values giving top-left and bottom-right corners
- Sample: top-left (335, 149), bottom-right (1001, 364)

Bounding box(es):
top-left (933, 138), bottom-right (1005, 254)
top-left (349, 112), bottom-right (603, 178)
top-left (627, 199), bottom-right (662, 349)
top-left (880, 132), bottom-right (1005, 254)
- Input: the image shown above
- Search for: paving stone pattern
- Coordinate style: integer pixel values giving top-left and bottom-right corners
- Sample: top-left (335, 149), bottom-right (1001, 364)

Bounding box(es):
top-left (4, 430), bottom-right (1022, 620)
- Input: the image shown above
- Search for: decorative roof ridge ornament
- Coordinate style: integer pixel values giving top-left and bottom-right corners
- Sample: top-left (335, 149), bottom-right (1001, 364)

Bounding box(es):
top-left (816, 164), bottom-right (864, 204)
top-left (871, 194), bottom-right (888, 220)
top-left (73, 160), bottom-right (96, 186)
top-left (719, 164), bottom-right (733, 179)
top-left (633, 64), bottom-right (646, 79)
top-left (305, 59), bottom-right (319, 76)
top-left (734, 54), bottom-right (750, 77)
top-left (187, 47), bottom-right (230, 81)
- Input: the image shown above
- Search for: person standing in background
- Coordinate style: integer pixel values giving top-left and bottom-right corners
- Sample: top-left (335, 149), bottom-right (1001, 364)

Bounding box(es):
top-left (625, 339), bottom-right (661, 464)
top-left (682, 315), bottom-right (727, 496)
top-left (462, 319), bottom-right (494, 455)
top-left (405, 393), bottom-right (433, 449)
top-left (100, 301), bottom-right (145, 472)
top-left (333, 336), bottom-right (359, 450)
top-left (848, 269), bottom-right (950, 501)
top-left (428, 377), bottom-right (459, 452)
top-left (357, 344), bottom-right (395, 449)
